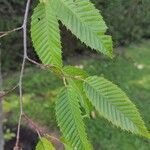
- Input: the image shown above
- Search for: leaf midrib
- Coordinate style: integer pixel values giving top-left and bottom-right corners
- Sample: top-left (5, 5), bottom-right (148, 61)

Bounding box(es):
top-left (57, 0), bottom-right (106, 50)
top-left (86, 82), bottom-right (140, 132)
top-left (66, 89), bottom-right (88, 149)
top-left (43, 3), bottom-right (62, 67)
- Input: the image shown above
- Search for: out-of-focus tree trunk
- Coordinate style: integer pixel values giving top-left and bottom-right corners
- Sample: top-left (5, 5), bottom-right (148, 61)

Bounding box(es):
top-left (0, 48), bottom-right (4, 150)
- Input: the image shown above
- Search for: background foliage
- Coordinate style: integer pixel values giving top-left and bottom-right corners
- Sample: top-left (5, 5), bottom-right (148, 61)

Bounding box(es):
top-left (3, 40), bottom-right (150, 149)
top-left (1, 0), bottom-right (150, 70)
top-left (1, 0), bottom-right (150, 149)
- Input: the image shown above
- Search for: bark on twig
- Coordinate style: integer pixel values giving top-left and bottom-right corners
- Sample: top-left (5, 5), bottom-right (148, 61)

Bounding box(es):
top-left (0, 27), bottom-right (22, 38)
top-left (14, 0), bottom-right (31, 149)
top-left (23, 113), bottom-right (61, 143)
top-left (0, 84), bottom-right (18, 99)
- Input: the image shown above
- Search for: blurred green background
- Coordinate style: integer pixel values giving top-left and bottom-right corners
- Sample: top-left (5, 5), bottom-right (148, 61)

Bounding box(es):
top-left (0, 0), bottom-right (150, 149)
top-left (1, 0), bottom-right (150, 71)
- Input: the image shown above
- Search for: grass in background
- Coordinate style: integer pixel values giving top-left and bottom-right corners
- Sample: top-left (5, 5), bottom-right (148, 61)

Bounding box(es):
top-left (83, 40), bottom-right (150, 150)
top-left (3, 40), bottom-right (150, 149)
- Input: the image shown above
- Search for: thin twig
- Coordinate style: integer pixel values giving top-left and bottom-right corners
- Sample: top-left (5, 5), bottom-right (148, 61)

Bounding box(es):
top-left (45, 134), bottom-right (61, 143)
top-left (14, 0), bottom-right (31, 149)
top-left (27, 57), bottom-right (85, 81)
top-left (0, 84), bottom-right (19, 99)
top-left (26, 57), bottom-right (42, 67)
top-left (23, 113), bottom-right (42, 137)
top-left (0, 26), bottom-right (22, 38)
top-left (26, 57), bottom-right (54, 69)
top-left (23, 114), bottom-right (61, 143)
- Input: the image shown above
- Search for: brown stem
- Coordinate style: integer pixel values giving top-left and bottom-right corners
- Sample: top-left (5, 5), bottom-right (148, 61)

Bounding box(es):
top-left (14, 0), bottom-right (31, 149)
top-left (23, 114), bottom-right (42, 136)
top-left (0, 26), bottom-right (22, 38)
top-left (26, 57), bottom-right (54, 69)
top-left (23, 113), bottom-right (61, 143)
top-left (0, 84), bottom-right (19, 99)
top-left (27, 57), bottom-right (85, 81)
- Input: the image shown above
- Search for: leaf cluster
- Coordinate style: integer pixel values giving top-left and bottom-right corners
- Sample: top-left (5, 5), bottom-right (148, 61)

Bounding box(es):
top-left (31, 0), bottom-right (150, 149)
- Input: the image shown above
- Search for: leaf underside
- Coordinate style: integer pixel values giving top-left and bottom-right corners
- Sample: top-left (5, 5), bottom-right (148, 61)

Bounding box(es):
top-left (84, 76), bottom-right (150, 138)
top-left (31, 2), bottom-right (62, 68)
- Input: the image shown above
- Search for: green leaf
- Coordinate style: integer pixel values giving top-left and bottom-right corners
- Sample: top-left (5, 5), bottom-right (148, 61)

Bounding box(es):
top-left (69, 79), bottom-right (92, 117)
top-left (39, 0), bottom-right (47, 3)
top-left (60, 137), bottom-right (73, 150)
top-left (36, 137), bottom-right (56, 150)
top-left (55, 87), bottom-right (92, 150)
top-left (31, 2), bottom-right (62, 68)
top-left (63, 66), bottom-right (91, 116)
top-left (84, 76), bottom-right (150, 138)
top-left (63, 65), bottom-right (88, 79)
top-left (51, 0), bottom-right (113, 57)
